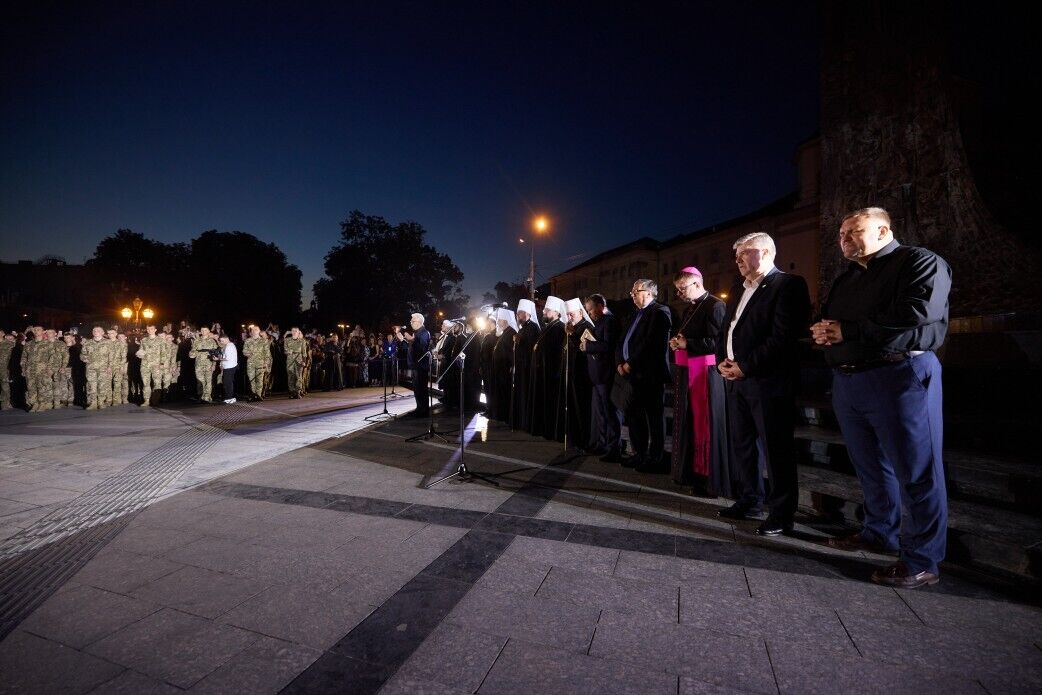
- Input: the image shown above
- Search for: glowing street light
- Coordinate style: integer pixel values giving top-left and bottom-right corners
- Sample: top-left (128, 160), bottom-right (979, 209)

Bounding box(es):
top-left (142, 308), bottom-right (155, 321)
top-left (525, 215), bottom-right (551, 299)
top-left (120, 307), bottom-right (132, 320)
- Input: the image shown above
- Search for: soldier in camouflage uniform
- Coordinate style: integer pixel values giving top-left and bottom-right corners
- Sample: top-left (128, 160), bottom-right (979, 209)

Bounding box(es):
top-left (160, 332), bottom-right (178, 398)
top-left (283, 327), bottom-right (307, 399)
top-left (105, 330), bottom-right (126, 405)
top-left (0, 331), bottom-right (15, 410)
top-left (189, 326), bottom-right (220, 402)
top-left (54, 333), bottom-right (75, 408)
top-left (241, 325), bottom-right (272, 402)
top-left (136, 325), bottom-right (165, 406)
top-left (80, 326), bottom-right (113, 409)
top-left (20, 327), bottom-right (50, 411)
top-left (118, 333), bottom-right (132, 404)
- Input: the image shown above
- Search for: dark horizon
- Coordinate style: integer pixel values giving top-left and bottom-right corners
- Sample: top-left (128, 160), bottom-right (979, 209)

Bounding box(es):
top-left (1, 2), bottom-right (820, 304)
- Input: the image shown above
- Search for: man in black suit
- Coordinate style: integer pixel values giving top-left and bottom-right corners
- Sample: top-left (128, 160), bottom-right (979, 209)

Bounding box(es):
top-left (396, 313), bottom-right (431, 418)
top-left (616, 279), bottom-right (673, 473)
top-left (716, 232), bottom-right (810, 536)
top-left (581, 294), bottom-right (622, 460)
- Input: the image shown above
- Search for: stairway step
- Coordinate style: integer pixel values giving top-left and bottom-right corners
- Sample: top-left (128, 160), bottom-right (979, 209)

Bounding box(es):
top-left (798, 465), bottom-right (1042, 585)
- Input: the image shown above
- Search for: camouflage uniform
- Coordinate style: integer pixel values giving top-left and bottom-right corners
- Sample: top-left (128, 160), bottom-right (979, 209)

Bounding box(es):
top-left (0, 337), bottom-right (14, 410)
top-left (188, 334), bottom-right (220, 401)
top-left (242, 334), bottom-right (272, 400)
top-left (111, 339), bottom-right (129, 405)
top-left (53, 338), bottom-right (73, 408)
top-left (22, 338), bottom-right (60, 411)
top-left (283, 336), bottom-right (308, 397)
top-left (160, 336), bottom-right (179, 391)
top-left (80, 337), bottom-right (114, 409)
top-left (137, 335), bottom-right (165, 406)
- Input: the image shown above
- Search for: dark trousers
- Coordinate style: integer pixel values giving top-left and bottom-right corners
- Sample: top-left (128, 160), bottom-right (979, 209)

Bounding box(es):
top-left (590, 382), bottom-right (621, 452)
top-left (222, 367), bottom-right (236, 400)
top-left (413, 368), bottom-right (430, 415)
top-left (725, 377), bottom-right (797, 520)
top-left (625, 378), bottom-right (665, 463)
top-left (831, 353), bottom-right (946, 575)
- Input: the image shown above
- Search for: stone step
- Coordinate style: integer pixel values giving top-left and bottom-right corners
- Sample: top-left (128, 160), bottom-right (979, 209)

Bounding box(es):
top-left (797, 465), bottom-right (1042, 586)
top-left (794, 425), bottom-right (1042, 517)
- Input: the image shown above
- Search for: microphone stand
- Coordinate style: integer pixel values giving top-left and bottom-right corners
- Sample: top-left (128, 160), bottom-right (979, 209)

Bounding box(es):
top-left (563, 324), bottom-right (570, 451)
top-left (509, 338), bottom-right (516, 431)
top-left (425, 330), bottom-right (500, 488)
top-left (406, 352), bottom-right (454, 443)
top-left (364, 357), bottom-right (396, 422)
top-left (387, 354), bottom-right (407, 399)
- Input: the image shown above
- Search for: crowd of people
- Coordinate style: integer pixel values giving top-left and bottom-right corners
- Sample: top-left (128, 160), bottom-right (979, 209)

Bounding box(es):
top-left (0, 322), bottom-right (405, 410)
top-left (397, 207), bottom-right (952, 589)
top-left (2, 207), bottom-right (951, 589)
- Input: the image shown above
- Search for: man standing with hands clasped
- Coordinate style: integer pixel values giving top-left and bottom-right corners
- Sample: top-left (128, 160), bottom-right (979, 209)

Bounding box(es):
top-left (717, 232), bottom-right (810, 537)
top-left (812, 207), bottom-right (951, 588)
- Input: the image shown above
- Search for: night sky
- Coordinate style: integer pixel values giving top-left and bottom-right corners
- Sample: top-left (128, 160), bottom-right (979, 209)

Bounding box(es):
top-left (1, 2), bottom-right (819, 303)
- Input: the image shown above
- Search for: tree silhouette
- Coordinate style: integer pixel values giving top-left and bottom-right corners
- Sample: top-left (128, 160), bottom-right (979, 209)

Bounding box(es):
top-left (314, 211), bottom-right (467, 330)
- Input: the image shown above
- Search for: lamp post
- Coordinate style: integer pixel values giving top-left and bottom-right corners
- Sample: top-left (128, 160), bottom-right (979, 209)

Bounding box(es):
top-left (523, 215), bottom-right (550, 300)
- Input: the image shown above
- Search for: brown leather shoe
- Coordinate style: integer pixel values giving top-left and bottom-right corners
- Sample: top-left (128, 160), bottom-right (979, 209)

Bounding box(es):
top-left (870, 562), bottom-right (939, 588)
top-left (828, 531), bottom-right (895, 554)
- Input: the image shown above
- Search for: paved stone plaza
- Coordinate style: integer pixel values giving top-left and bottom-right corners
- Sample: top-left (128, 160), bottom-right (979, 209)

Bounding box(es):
top-left (1, 392), bottom-right (1040, 694)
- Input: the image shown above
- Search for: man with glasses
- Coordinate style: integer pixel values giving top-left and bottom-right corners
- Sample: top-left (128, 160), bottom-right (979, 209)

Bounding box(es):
top-left (616, 279), bottom-right (672, 472)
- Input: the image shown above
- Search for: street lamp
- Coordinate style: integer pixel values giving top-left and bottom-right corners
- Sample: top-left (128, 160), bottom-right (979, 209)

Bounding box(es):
top-left (142, 308), bottom-right (155, 321)
top-left (524, 215), bottom-right (550, 299)
top-left (120, 307), bottom-right (132, 320)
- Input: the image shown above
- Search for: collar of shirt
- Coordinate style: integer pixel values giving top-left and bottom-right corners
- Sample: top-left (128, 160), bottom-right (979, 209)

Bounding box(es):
top-left (742, 263), bottom-right (776, 290)
top-left (859, 238), bottom-right (900, 268)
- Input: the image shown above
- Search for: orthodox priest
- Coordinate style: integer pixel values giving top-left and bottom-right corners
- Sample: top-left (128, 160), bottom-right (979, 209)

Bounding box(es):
top-left (560, 298), bottom-right (594, 447)
top-left (527, 296), bottom-right (567, 439)
top-left (512, 299), bottom-right (540, 430)
top-left (490, 307), bottom-right (518, 422)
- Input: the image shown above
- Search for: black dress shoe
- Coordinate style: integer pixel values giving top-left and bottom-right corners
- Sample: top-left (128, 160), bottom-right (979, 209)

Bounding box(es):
top-left (756, 518), bottom-right (794, 536)
top-left (828, 531), bottom-right (896, 554)
top-left (600, 450), bottom-right (624, 463)
top-left (621, 455), bottom-right (642, 469)
top-left (718, 502), bottom-right (757, 520)
top-left (871, 562), bottom-right (940, 588)
top-left (690, 482), bottom-right (715, 498)
top-left (635, 461), bottom-right (670, 474)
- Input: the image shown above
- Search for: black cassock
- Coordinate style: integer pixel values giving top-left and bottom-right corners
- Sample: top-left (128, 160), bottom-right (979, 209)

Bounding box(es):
top-left (479, 331), bottom-right (496, 413)
top-left (323, 342), bottom-right (345, 390)
top-left (557, 320), bottom-right (594, 446)
top-left (462, 332), bottom-right (482, 411)
top-left (512, 320), bottom-right (539, 430)
top-left (490, 326), bottom-right (516, 422)
top-left (527, 319), bottom-right (565, 439)
top-left (436, 333), bottom-right (459, 409)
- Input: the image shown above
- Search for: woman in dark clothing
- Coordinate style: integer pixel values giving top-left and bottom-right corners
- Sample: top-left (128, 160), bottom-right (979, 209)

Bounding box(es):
top-left (324, 334), bottom-right (345, 390)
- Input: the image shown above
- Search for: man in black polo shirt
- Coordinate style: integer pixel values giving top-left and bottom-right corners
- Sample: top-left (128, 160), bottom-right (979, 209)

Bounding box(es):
top-left (812, 206), bottom-right (951, 588)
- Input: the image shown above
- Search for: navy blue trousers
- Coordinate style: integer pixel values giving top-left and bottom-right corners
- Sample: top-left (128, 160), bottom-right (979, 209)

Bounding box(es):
top-left (831, 352), bottom-right (947, 575)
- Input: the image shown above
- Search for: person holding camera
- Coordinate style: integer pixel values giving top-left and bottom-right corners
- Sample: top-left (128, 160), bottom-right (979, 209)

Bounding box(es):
top-left (188, 326), bottom-right (220, 403)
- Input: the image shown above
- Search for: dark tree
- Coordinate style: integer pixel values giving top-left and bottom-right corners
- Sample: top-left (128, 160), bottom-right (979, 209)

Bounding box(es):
top-left (314, 211), bottom-right (468, 330)
top-left (482, 281), bottom-right (529, 307)
top-left (87, 229), bottom-right (191, 321)
top-left (188, 231), bottom-right (302, 330)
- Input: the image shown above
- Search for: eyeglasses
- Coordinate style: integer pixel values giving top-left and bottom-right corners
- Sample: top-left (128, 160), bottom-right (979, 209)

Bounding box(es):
top-left (629, 289), bottom-right (647, 297)
top-left (675, 282), bottom-right (698, 291)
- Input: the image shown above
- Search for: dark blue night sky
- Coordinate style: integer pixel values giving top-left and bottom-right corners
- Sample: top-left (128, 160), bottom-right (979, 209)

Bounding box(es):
top-left (1, 2), bottom-right (819, 302)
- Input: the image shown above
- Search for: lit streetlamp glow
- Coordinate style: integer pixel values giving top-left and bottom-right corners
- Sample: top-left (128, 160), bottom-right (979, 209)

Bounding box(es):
top-left (120, 307), bottom-right (132, 319)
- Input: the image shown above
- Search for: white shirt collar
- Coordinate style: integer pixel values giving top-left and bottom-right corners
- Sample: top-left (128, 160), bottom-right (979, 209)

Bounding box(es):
top-left (742, 263), bottom-right (776, 290)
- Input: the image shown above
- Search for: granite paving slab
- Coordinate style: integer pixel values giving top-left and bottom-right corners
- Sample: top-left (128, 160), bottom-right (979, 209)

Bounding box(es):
top-left (0, 630), bottom-right (124, 695)
top-left (187, 635), bottom-right (321, 694)
top-left (18, 584), bottom-right (160, 649)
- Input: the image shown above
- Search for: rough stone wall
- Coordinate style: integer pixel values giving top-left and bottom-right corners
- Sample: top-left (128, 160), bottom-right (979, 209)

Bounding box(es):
top-left (819, 1), bottom-right (1042, 316)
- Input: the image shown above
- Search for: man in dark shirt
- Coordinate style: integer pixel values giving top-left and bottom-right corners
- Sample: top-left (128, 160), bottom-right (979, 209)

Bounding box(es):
top-left (582, 294), bottom-right (622, 461)
top-left (812, 206), bottom-right (951, 589)
top-left (396, 313), bottom-right (431, 417)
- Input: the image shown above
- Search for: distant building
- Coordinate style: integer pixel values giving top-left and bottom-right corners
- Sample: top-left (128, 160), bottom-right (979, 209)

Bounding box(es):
top-left (551, 138), bottom-right (821, 312)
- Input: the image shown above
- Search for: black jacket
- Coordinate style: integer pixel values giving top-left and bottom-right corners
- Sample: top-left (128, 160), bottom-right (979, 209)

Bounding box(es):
top-left (616, 301), bottom-right (672, 384)
top-left (584, 311), bottom-right (620, 385)
top-left (408, 328), bottom-right (431, 371)
top-left (715, 268), bottom-right (810, 385)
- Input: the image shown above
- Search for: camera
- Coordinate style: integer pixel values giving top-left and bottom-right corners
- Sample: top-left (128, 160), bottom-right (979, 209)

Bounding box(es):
top-left (206, 347), bottom-right (223, 360)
